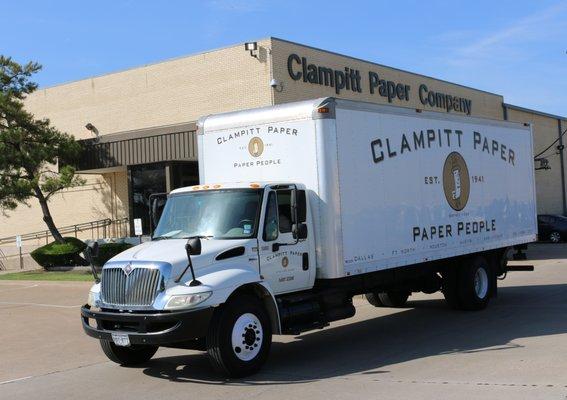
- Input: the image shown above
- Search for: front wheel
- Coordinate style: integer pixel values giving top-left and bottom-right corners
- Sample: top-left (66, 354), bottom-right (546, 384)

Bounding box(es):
top-left (206, 294), bottom-right (272, 378)
top-left (99, 340), bottom-right (158, 366)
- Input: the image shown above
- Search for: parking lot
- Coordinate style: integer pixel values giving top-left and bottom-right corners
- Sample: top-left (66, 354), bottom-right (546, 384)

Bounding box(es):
top-left (1, 243), bottom-right (567, 399)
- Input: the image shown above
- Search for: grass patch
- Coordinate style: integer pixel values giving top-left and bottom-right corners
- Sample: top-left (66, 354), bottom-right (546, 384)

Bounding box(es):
top-left (0, 270), bottom-right (94, 282)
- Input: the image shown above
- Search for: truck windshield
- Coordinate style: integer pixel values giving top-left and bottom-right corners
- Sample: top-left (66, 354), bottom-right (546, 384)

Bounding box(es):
top-left (153, 189), bottom-right (262, 240)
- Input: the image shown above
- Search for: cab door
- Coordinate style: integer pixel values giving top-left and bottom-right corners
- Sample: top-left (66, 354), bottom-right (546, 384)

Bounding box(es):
top-left (258, 188), bottom-right (311, 294)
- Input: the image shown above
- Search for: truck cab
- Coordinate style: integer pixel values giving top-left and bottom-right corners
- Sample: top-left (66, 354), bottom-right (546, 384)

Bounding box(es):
top-left (82, 182), bottom-right (315, 377)
top-left (150, 181), bottom-right (314, 297)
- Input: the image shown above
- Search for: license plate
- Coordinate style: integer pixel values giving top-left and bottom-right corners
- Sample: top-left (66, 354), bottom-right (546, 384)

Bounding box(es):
top-left (111, 332), bottom-right (130, 347)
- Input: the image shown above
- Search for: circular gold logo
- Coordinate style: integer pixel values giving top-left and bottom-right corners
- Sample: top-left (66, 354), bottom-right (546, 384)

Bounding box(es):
top-left (248, 137), bottom-right (264, 157)
top-left (442, 152), bottom-right (470, 211)
top-left (281, 256), bottom-right (289, 268)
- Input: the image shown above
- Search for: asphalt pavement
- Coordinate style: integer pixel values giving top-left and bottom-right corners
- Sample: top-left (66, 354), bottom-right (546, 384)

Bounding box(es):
top-left (1, 243), bottom-right (566, 399)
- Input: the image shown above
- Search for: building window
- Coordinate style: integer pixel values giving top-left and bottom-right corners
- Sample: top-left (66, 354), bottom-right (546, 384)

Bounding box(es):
top-left (128, 162), bottom-right (199, 236)
top-left (130, 164), bottom-right (166, 235)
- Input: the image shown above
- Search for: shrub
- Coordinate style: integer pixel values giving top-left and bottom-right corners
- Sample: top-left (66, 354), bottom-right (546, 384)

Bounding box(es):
top-left (31, 237), bottom-right (87, 268)
top-left (93, 242), bottom-right (133, 267)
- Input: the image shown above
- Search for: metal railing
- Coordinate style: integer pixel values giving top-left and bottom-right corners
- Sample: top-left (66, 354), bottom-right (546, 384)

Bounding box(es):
top-left (0, 248), bottom-right (6, 270)
top-left (0, 217), bottom-right (130, 246)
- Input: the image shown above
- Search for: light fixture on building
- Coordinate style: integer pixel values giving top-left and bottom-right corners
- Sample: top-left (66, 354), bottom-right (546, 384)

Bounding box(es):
top-left (269, 78), bottom-right (283, 92)
top-left (85, 123), bottom-right (100, 143)
top-left (244, 41), bottom-right (258, 58)
top-left (535, 157), bottom-right (550, 170)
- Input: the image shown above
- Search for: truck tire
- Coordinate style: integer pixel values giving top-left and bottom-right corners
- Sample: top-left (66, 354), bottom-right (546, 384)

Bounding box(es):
top-left (99, 340), bottom-right (158, 366)
top-left (365, 292), bottom-right (385, 307)
top-left (206, 294), bottom-right (272, 378)
top-left (442, 268), bottom-right (460, 309)
top-left (378, 291), bottom-right (410, 307)
top-left (457, 256), bottom-right (492, 310)
top-left (444, 256), bottom-right (492, 311)
top-left (366, 291), bottom-right (410, 307)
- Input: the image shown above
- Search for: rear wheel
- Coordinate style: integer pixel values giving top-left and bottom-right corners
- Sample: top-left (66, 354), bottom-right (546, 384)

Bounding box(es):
top-left (365, 292), bottom-right (384, 307)
top-left (206, 294), bottom-right (272, 378)
top-left (443, 256), bottom-right (493, 311)
top-left (365, 290), bottom-right (409, 307)
top-left (378, 291), bottom-right (410, 307)
top-left (442, 268), bottom-right (460, 309)
top-left (100, 340), bottom-right (158, 366)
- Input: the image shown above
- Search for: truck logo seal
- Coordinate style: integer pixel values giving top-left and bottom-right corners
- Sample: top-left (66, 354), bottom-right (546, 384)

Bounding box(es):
top-left (443, 152), bottom-right (470, 211)
top-left (122, 263), bottom-right (133, 276)
top-left (281, 256), bottom-right (289, 268)
top-left (248, 137), bottom-right (264, 157)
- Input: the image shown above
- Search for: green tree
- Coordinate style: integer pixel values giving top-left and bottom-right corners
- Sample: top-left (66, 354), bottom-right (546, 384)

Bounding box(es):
top-left (0, 56), bottom-right (85, 243)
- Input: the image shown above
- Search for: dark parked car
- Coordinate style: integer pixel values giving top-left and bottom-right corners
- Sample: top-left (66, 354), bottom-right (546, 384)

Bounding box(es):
top-left (537, 214), bottom-right (567, 243)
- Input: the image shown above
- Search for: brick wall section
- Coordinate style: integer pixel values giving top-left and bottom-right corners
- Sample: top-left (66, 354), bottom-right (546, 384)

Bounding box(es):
top-left (24, 40), bottom-right (273, 140)
top-left (0, 175), bottom-right (112, 243)
top-left (1, 41), bottom-right (274, 240)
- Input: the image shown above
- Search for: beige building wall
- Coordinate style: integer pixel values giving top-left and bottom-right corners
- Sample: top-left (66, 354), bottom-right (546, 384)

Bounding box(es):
top-left (0, 171), bottom-right (129, 240)
top-left (506, 108), bottom-right (566, 214)
top-left (270, 38), bottom-right (505, 120)
top-left (24, 39), bottom-right (273, 140)
top-left (1, 40), bottom-right (274, 242)
top-left (1, 37), bottom-right (565, 248)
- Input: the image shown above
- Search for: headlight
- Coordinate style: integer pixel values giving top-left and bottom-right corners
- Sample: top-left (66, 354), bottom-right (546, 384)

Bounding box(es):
top-left (165, 292), bottom-right (212, 310)
top-left (87, 291), bottom-right (98, 307)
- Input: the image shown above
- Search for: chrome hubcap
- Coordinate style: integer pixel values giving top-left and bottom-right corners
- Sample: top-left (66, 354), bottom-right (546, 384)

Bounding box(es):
top-left (474, 267), bottom-right (489, 299)
top-left (550, 232), bottom-right (561, 243)
top-left (231, 313), bottom-right (262, 361)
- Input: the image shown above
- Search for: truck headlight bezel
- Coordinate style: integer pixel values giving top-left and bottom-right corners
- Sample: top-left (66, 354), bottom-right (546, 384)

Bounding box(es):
top-left (165, 291), bottom-right (212, 310)
top-left (87, 291), bottom-right (99, 307)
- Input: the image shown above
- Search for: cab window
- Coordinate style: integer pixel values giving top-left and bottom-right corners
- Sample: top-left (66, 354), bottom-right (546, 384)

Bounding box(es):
top-left (276, 190), bottom-right (293, 233)
top-left (263, 192), bottom-right (279, 241)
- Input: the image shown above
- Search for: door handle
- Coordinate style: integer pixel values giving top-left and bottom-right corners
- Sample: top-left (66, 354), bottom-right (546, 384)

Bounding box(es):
top-left (302, 252), bottom-right (309, 271)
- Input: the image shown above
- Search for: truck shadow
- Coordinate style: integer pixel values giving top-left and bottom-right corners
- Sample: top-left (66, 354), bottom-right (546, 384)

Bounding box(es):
top-left (141, 283), bottom-right (567, 385)
top-left (524, 243), bottom-right (567, 260)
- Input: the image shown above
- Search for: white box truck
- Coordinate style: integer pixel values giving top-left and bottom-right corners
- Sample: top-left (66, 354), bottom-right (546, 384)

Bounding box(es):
top-left (81, 98), bottom-right (537, 377)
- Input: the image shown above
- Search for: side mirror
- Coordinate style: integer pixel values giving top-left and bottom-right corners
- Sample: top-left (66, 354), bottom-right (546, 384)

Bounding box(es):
top-left (292, 223), bottom-right (308, 240)
top-left (88, 242), bottom-right (99, 259)
top-left (85, 242), bottom-right (100, 284)
top-left (148, 192), bottom-right (168, 235)
top-left (185, 237), bottom-right (202, 256)
top-left (290, 189), bottom-right (298, 225)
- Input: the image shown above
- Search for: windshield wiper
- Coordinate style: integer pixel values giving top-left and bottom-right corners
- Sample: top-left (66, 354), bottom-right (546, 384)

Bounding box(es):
top-left (152, 236), bottom-right (172, 241)
top-left (153, 234), bottom-right (214, 241)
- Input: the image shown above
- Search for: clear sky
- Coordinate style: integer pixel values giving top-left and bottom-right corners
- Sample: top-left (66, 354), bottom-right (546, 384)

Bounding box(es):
top-left (2, 0), bottom-right (566, 116)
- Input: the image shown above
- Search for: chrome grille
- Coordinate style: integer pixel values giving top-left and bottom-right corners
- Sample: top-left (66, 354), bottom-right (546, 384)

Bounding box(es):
top-left (101, 266), bottom-right (162, 307)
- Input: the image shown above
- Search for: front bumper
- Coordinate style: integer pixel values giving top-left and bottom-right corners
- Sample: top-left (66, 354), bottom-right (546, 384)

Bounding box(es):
top-left (81, 305), bottom-right (214, 345)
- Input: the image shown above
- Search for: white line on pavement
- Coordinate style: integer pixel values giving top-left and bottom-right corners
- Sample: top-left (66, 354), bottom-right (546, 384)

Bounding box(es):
top-left (0, 301), bottom-right (82, 309)
top-left (0, 284), bottom-right (39, 293)
top-left (0, 376), bottom-right (32, 386)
